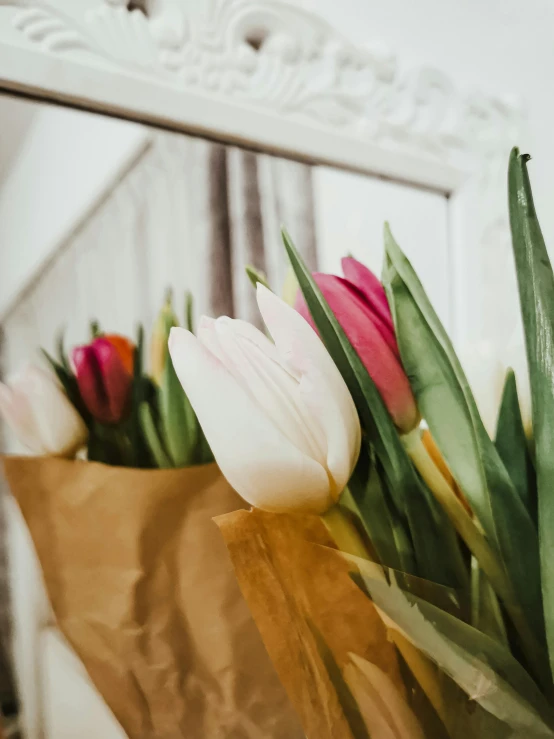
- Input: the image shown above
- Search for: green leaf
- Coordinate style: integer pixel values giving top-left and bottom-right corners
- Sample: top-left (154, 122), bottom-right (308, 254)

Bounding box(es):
top-left (356, 569), bottom-right (554, 737)
top-left (309, 622), bottom-right (370, 739)
top-left (471, 558), bottom-right (509, 646)
top-left (508, 148), bottom-right (554, 681)
top-left (383, 224), bottom-right (547, 684)
top-left (184, 291), bottom-right (195, 333)
top-left (55, 330), bottom-right (71, 373)
top-left (128, 325), bottom-right (146, 467)
top-left (160, 350), bottom-right (198, 467)
top-left (344, 443), bottom-right (415, 575)
top-left (282, 227), bottom-right (464, 590)
top-left (495, 369), bottom-right (537, 524)
top-left (88, 422), bottom-right (131, 466)
top-left (41, 348), bottom-right (90, 424)
top-left (245, 265), bottom-right (270, 291)
top-left (139, 402), bottom-right (172, 468)
top-left (90, 320), bottom-right (101, 339)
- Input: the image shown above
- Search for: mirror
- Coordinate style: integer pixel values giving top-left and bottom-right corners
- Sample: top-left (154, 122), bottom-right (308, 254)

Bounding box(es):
top-left (0, 96), bottom-right (451, 378)
top-left (0, 94), bottom-right (452, 739)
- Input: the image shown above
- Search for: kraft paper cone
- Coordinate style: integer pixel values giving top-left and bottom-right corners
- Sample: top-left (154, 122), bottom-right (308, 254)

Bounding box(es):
top-left (4, 457), bottom-right (303, 739)
top-left (215, 508), bottom-right (405, 739)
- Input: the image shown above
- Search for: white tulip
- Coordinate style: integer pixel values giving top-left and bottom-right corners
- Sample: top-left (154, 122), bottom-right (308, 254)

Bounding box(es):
top-left (168, 284), bottom-right (361, 513)
top-left (0, 364), bottom-right (88, 457)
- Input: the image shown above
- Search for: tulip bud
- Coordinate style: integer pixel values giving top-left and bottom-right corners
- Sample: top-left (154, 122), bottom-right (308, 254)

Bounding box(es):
top-left (0, 364), bottom-right (88, 456)
top-left (169, 285), bottom-right (361, 513)
top-left (151, 291), bottom-right (178, 384)
top-left (294, 257), bottom-right (419, 434)
top-left (72, 335), bottom-right (134, 425)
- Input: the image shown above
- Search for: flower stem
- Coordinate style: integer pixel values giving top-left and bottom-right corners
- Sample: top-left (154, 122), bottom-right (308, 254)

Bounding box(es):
top-left (321, 503), bottom-right (450, 729)
top-left (402, 428), bottom-right (548, 690)
top-left (321, 505), bottom-right (370, 560)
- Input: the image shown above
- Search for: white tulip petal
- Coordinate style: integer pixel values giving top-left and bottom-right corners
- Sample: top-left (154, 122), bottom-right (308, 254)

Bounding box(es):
top-left (35, 384), bottom-right (86, 455)
top-left (197, 316), bottom-right (225, 363)
top-left (256, 285), bottom-right (361, 493)
top-left (0, 366), bottom-right (87, 456)
top-left (212, 317), bottom-right (327, 465)
top-left (169, 327), bottom-right (333, 512)
top-left (298, 365), bottom-right (359, 496)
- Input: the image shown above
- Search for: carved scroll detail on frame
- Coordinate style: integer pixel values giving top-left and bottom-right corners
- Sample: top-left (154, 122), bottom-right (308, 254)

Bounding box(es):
top-left (1, 0), bottom-right (523, 344)
top-left (4, 0), bottom-right (520, 161)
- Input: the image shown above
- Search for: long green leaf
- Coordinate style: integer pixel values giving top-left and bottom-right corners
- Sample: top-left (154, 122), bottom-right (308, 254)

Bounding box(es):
top-left (55, 330), bottom-right (71, 373)
top-left (139, 402), bottom-right (172, 468)
top-left (309, 622), bottom-right (370, 739)
top-left (495, 369), bottom-right (537, 523)
top-left (345, 444), bottom-right (415, 575)
top-left (129, 325), bottom-right (145, 467)
top-left (185, 291), bottom-right (195, 333)
top-left (508, 148), bottom-right (554, 680)
top-left (41, 348), bottom-right (90, 424)
top-left (160, 351), bottom-right (198, 467)
top-left (245, 265), bottom-right (270, 291)
top-left (383, 224), bottom-right (547, 680)
top-left (282, 228), bottom-right (464, 589)
top-left (471, 558), bottom-right (508, 647)
top-left (356, 568), bottom-right (554, 736)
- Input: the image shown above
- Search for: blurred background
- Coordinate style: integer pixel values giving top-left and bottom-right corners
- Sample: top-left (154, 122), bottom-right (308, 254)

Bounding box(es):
top-left (1, 0), bottom-right (554, 737)
top-left (0, 94), bottom-right (452, 739)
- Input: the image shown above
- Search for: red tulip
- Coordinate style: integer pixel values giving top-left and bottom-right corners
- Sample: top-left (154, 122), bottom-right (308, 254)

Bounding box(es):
top-left (294, 257), bottom-right (419, 433)
top-left (72, 335), bottom-right (134, 425)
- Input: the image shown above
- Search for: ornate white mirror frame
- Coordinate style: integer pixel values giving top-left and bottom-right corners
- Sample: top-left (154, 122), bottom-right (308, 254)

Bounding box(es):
top-left (0, 0), bottom-right (521, 345)
top-left (0, 3), bottom-right (525, 738)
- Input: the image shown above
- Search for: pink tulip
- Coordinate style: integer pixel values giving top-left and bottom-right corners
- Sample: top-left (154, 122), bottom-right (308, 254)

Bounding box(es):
top-left (72, 336), bottom-right (134, 425)
top-left (294, 257), bottom-right (419, 433)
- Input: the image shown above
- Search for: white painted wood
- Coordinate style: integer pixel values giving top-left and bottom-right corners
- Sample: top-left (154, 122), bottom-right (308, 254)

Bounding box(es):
top-left (0, 0), bottom-right (521, 349)
top-left (0, 105), bottom-right (150, 317)
top-left (0, 97), bottom-right (37, 181)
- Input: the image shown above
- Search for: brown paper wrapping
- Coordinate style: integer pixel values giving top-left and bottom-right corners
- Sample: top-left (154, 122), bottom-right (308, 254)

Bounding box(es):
top-left (3, 457), bottom-right (304, 739)
top-left (215, 508), bottom-right (405, 739)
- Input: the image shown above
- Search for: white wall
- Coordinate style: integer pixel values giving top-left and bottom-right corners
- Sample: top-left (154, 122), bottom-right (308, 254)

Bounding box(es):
top-left (0, 105), bottom-right (150, 317)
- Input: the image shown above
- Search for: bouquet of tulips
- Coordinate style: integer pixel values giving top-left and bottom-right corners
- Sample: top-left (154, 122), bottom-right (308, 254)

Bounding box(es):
top-left (0, 291), bottom-right (212, 467)
top-left (158, 148), bottom-right (554, 738)
top-left (1, 294), bottom-right (302, 738)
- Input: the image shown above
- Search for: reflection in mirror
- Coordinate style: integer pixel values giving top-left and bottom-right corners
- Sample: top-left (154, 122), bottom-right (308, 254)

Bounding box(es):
top-left (0, 95), bottom-right (450, 739)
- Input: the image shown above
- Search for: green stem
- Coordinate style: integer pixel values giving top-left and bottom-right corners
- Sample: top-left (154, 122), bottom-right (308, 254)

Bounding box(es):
top-left (403, 428), bottom-right (548, 689)
top-left (322, 506), bottom-right (451, 731)
top-left (321, 505), bottom-right (370, 560)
